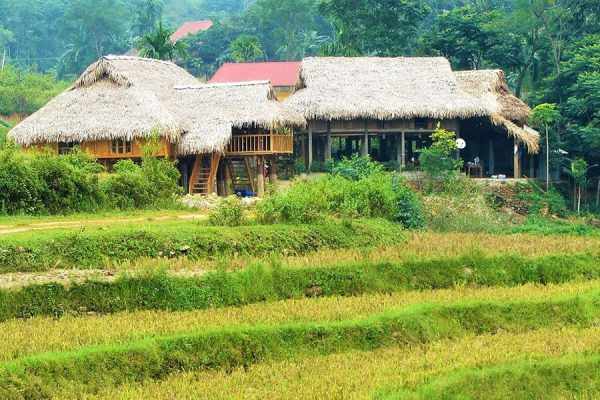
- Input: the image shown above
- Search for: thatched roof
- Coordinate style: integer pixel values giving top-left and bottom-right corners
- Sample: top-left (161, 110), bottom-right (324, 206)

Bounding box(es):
top-left (287, 57), bottom-right (490, 121)
top-left (9, 56), bottom-right (199, 146)
top-left (454, 70), bottom-right (539, 153)
top-left (175, 81), bottom-right (306, 155)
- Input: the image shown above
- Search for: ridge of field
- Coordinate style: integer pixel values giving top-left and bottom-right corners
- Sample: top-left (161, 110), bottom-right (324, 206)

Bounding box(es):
top-left (382, 354), bottom-right (600, 400)
top-left (2, 252), bottom-right (598, 321)
top-left (0, 219), bottom-right (402, 272)
top-left (1, 291), bottom-right (597, 399)
top-left (79, 327), bottom-right (600, 400)
top-left (0, 280), bottom-right (596, 363)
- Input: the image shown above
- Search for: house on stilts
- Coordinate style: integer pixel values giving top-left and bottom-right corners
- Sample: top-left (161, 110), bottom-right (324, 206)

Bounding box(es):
top-left (8, 56), bottom-right (305, 196)
top-left (285, 57), bottom-right (540, 178)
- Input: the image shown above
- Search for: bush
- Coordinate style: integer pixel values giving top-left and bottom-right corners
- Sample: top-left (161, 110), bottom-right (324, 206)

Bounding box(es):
top-left (0, 145), bottom-right (104, 215)
top-left (419, 125), bottom-right (462, 191)
top-left (331, 154), bottom-right (384, 180)
top-left (518, 182), bottom-right (569, 217)
top-left (392, 176), bottom-right (425, 229)
top-left (209, 197), bottom-right (246, 226)
top-left (102, 139), bottom-right (182, 210)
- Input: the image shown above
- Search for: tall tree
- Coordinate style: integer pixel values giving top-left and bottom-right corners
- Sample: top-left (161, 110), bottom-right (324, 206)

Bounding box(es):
top-left (319, 0), bottom-right (431, 55)
top-left (137, 21), bottom-right (189, 61)
top-left (229, 34), bottom-right (264, 62)
top-left (133, 0), bottom-right (164, 36)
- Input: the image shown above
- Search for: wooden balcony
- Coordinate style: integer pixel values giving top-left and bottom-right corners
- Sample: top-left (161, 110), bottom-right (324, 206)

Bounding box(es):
top-left (225, 133), bottom-right (293, 156)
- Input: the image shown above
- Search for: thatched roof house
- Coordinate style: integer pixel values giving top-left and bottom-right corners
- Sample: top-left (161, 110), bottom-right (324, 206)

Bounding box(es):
top-left (454, 70), bottom-right (539, 153)
top-left (174, 81), bottom-right (306, 155)
top-left (9, 56), bottom-right (199, 146)
top-left (9, 56), bottom-right (305, 156)
top-left (287, 57), bottom-right (490, 121)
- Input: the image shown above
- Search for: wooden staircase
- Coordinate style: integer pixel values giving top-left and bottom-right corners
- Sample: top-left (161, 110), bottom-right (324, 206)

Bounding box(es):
top-left (226, 158), bottom-right (256, 194)
top-left (189, 152), bottom-right (221, 195)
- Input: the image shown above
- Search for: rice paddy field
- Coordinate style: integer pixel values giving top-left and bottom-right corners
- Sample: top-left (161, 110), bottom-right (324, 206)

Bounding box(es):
top-left (0, 217), bottom-right (599, 399)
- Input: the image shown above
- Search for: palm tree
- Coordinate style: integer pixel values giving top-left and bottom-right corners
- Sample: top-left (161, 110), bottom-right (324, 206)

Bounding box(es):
top-left (229, 35), bottom-right (264, 62)
top-left (137, 21), bottom-right (189, 61)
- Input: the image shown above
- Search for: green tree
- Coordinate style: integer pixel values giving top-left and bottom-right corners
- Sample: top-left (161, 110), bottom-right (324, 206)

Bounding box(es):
top-left (229, 34), bottom-right (264, 62)
top-left (566, 158), bottom-right (587, 214)
top-left (531, 103), bottom-right (560, 190)
top-left (137, 21), bottom-right (189, 61)
top-left (419, 124), bottom-right (462, 191)
top-left (133, 0), bottom-right (164, 36)
top-left (319, 0), bottom-right (431, 55)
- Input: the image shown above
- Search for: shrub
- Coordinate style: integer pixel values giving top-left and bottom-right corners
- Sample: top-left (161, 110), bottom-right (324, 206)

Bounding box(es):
top-left (331, 154), bottom-right (384, 180)
top-left (419, 125), bottom-right (462, 191)
top-left (102, 139), bottom-right (181, 210)
top-left (258, 160), bottom-right (424, 228)
top-left (518, 182), bottom-right (569, 217)
top-left (209, 197), bottom-right (246, 226)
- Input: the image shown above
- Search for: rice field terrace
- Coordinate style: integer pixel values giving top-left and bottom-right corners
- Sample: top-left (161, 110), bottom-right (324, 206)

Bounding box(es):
top-left (1, 217), bottom-right (599, 399)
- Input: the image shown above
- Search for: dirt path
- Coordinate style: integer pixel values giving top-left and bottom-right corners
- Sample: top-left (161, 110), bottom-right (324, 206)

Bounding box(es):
top-left (0, 214), bottom-right (208, 235)
top-left (0, 268), bottom-right (208, 290)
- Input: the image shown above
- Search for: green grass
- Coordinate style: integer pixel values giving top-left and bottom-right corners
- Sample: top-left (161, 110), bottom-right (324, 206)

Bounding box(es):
top-left (0, 219), bottom-right (403, 272)
top-left (1, 291), bottom-right (597, 399)
top-left (1, 251), bottom-right (598, 321)
top-left (383, 354), bottom-right (600, 399)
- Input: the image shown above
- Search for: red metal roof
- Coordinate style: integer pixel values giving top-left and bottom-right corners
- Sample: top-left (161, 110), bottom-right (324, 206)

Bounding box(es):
top-left (209, 62), bottom-right (301, 87)
top-left (171, 20), bottom-right (213, 42)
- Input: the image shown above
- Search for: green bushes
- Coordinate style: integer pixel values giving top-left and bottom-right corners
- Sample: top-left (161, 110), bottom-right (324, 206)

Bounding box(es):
top-left (0, 251), bottom-right (598, 320)
top-left (0, 140), bottom-right (181, 215)
top-left (102, 156), bottom-right (182, 210)
top-left (0, 219), bottom-right (403, 273)
top-left (0, 145), bottom-right (105, 214)
top-left (518, 182), bottom-right (569, 217)
top-left (258, 156), bottom-right (424, 228)
top-left (0, 292), bottom-right (597, 399)
top-left (209, 197), bottom-right (246, 226)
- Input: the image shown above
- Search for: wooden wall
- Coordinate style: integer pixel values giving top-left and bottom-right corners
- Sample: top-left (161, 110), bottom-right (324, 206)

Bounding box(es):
top-left (27, 138), bottom-right (172, 159)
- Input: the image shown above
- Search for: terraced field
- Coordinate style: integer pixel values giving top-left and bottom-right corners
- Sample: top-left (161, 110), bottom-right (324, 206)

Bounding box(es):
top-left (0, 218), bottom-right (598, 399)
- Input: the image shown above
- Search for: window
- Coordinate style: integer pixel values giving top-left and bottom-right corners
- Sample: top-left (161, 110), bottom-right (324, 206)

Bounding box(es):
top-left (414, 118), bottom-right (429, 129)
top-left (110, 139), bottom-right (132, 154)
top-left (58, 142), bottom-right (80, 155)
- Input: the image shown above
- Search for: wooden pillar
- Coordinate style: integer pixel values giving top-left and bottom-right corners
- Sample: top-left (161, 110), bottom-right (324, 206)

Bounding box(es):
top-left (308, 124), bottom-right (313, 169)
top-left (223, 158), bottom-right (231, 196)
top-left (217, 159), bottom-right (225, 196)
top-left (325, 122), bottom-right (332, 161)
top-left (401, 132), bottom-right (406, 169)
top-left (488, 140), bottom-right (495, 176)
top-left (268, 157), bottom-right (278, 185)
top-left (257, 156), bottom-right (265, 197)
top-left (513, 139), bottom-right (520, 179)
top-left (301, 132), bottom-right (306, 168)
top-left (362, 120), bottom-right (369, 157)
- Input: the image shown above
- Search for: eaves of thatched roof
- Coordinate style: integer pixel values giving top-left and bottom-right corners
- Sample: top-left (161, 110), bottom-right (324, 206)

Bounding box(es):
top-left (9, 56), bottom-right (199, 146)
top-left (286, 57), bottom-right (490, 121)
top-left (175, 81), bottom-right (306, 155)
top-left (454, 69), bottom-right (539, 153)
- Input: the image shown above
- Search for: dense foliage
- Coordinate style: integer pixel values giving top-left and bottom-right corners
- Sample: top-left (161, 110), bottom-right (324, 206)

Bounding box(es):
top-left (0, 143), bottom-right (181, 215)
top-left (258, 156), bottom-right (424, 228)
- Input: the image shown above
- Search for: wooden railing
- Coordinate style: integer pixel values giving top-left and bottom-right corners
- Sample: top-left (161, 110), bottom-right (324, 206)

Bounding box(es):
top-left (225, 134), bottom-right (293, 156)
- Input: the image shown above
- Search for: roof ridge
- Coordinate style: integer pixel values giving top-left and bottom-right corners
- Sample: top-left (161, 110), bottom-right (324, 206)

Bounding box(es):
top-left (176, 80), bottom-right (271, 90)
top-left (103, 55), bottom-right (176, 66)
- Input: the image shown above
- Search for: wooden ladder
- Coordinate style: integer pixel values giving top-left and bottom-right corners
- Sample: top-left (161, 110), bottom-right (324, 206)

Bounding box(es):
top-left (226, 158), bottom-right (256, 193)
top-left (189, 152), bottom-right (221, 195)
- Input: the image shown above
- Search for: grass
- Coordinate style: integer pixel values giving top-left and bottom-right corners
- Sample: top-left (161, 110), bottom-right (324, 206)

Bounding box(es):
top-left (383, 354), bottom-right (600, 399)
top-left (1, 251), bottom-right (598, 321)
top-left (1, 291), bottom-right (597, 398)
top-left (0, 280), bottom-right (595, 363)
top-left (0, 219), bottom-right (403, 272)
top-left (81, 327), bottom-right (600, 400)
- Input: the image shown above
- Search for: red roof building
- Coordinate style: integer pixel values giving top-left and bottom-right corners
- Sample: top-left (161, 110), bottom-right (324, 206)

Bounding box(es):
top-left (210, 62), bottom-right (301, 99)
top-left (171, 20), bottom-right (213, 42)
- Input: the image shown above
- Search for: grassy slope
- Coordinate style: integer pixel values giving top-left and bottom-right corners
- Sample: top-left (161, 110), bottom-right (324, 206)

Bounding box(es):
top-left (83, 327), bottom-right (600, 400)
top-left (0, 281), bottom-right (595, 363)
top-left (1, 291), bottom-right (598, 398)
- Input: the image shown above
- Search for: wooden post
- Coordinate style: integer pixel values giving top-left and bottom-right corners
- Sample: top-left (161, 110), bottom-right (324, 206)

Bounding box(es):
top-left (268, 157), bottom-right (278, 185)
top-left (362, 120), bottom-right (369, 157)
top-left (301, 132), bottom-right (306, 167)
top-left (345, 137), bottom-right (352, 156)
top-left (223, 158), bottom-right (231, 196)
top-left (257, 156), bottom-right (265, 197)
top-left (488, 140), bottom-right (495, 176)
top-left (308, 124), bottom-right (313, 170)
top-left (401, 132), bottom-right (406, 169)
top-left (529, 154), bottom-right (535, 178)
top-left (325, 122), bottom-right (332, 161)
top-left (513, 140), bottom-right (520, 179)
